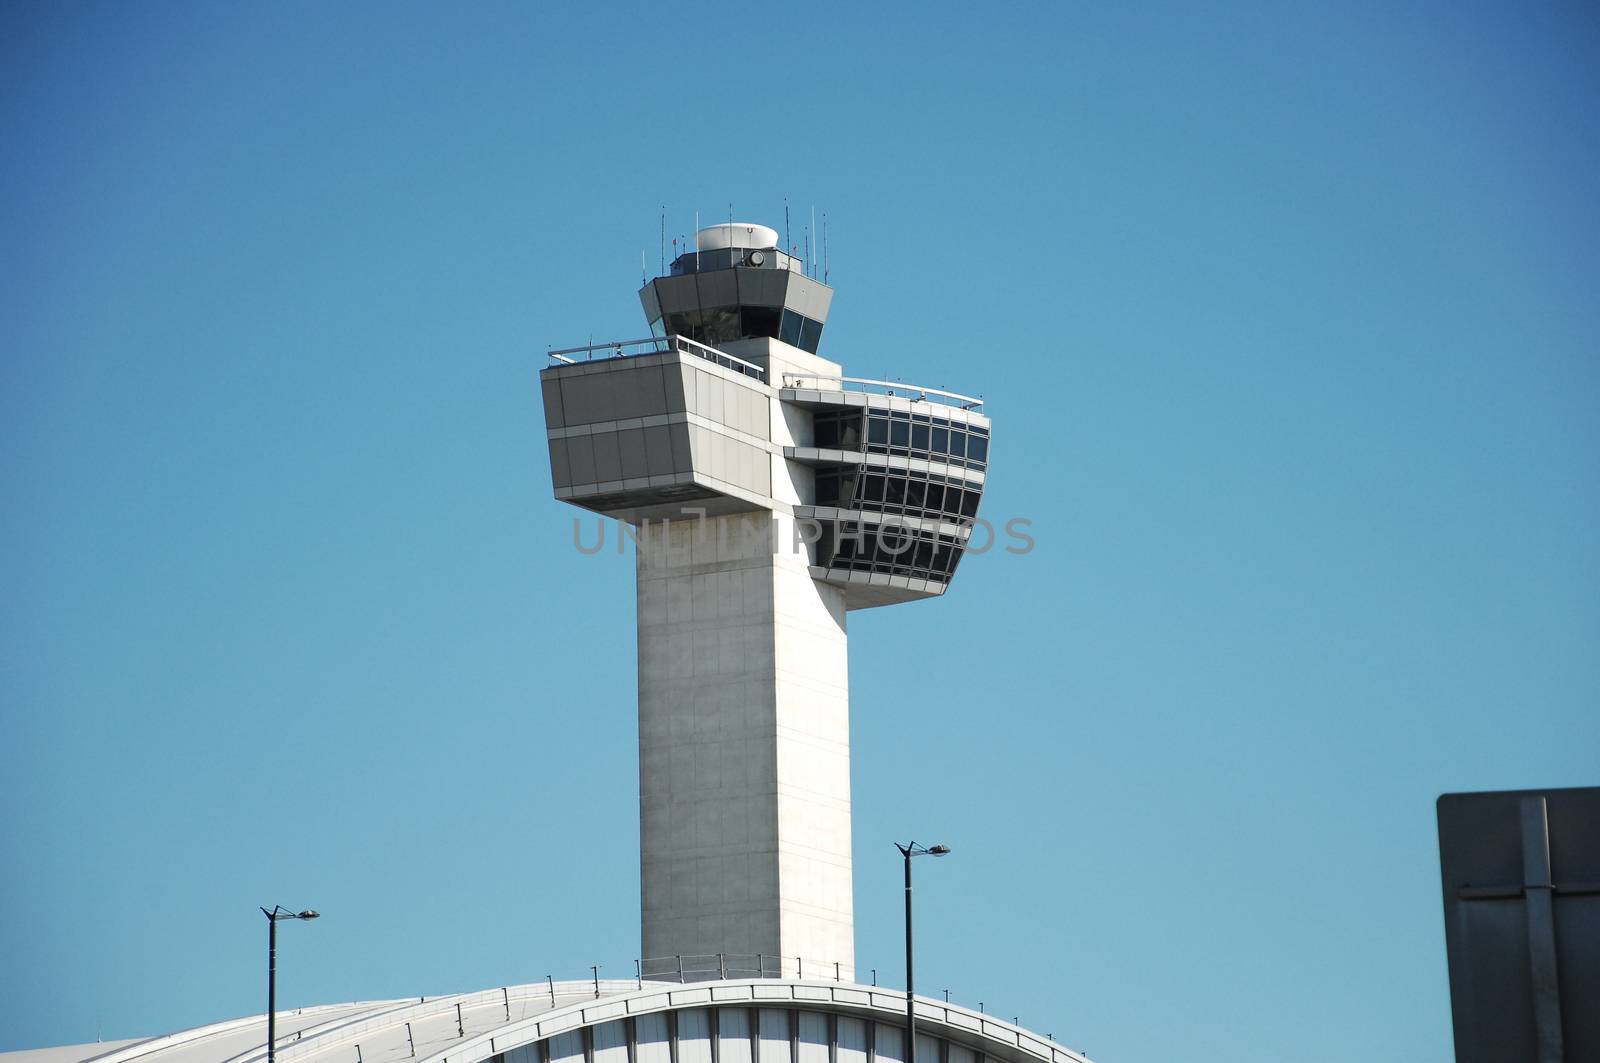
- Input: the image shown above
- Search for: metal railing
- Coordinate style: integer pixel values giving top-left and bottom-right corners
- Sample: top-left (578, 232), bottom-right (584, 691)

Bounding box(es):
top-left (781, 374), bottom-right (983, 411)
top-left (547, 335), bottom-right (766, 383)
top-left (639, 954), bottom-right (853, 983)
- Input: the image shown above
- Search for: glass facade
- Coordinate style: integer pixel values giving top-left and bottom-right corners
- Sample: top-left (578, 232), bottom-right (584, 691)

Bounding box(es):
top-left (803, 405), bottom-right (991, 586)
top-left (815, 520), bottom-right (968, 582)
top-left (657, 306), bottom-right (824, 353)
top-left (814, 410), bottom-right (989, 469)
top-left (814, 468), bottom-right (982, 523)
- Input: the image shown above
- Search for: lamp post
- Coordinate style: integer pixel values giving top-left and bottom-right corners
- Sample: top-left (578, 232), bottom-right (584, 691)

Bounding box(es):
top-left (261, 906), bottom-right (320, 1063)
top-left (894, 843), bottom-right (949, 1063)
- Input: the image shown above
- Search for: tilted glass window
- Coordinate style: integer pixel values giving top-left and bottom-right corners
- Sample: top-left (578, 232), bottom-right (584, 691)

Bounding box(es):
top-left (798, 316), bottom-right (823, 353)
top-left (779, 309), bottom-right (804, 347)
top-left (700, 306), bottom-right (742, 346)
top-left (663, 309), bottom-right (703, 340)
top-left (740, 305), bottom-right (782, 339)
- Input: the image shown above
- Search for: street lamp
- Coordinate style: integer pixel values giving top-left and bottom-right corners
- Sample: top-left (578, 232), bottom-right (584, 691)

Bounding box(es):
top-left (261, 905), bottom-right (320, 1063)
top-left (894, 843), bottom-right (950, 1063)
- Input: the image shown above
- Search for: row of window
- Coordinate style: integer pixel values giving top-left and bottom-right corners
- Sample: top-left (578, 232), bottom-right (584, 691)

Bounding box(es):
top-left (652, 306), bottom-right (825, 353)
top-left (814, 468), bottom-right (982, 522)
top-left (812, 412), bottom-right (989, 468)
top-left (816, 520), bottom-right (967, 581)
top-left (511, 1006), bottom-right (978, 1063)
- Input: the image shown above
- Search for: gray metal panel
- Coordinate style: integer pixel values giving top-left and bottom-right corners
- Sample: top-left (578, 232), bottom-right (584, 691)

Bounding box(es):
top-left (1438, 787), bottom-right (1600, 1063)
top-left (738, 441), bottom-right (759, 493)
top-left (639, 281), bottom-right (661, 324)
top-left (541, 378), bottom-right (565, 429)
top-left (754, 448), bottom-right (771, 494)
top-left (557, 375), bottom-right (600, 427)
top-left (566, 435), bottom-right (597, 484)
top-left (654, 274), bottom-right (701, 315)
top-left (644, 425), bottom-right (675, 476)
top-left (664, 363), bottom-right (687, 413)
top-left (618, 428), bottom-right (648, 480)
top-left (695, 267), bottom-right (737, 308)
top-left (621, 364), bottom-right (669, 420)
top-left (592, 431), bottom-right (623, 483)
top-left (668, 424), bottom-right (692, 471)
top-left (548, 437), bottom-right (573, 489)
top-left (692, 369), bottom-right (722, 425)
top-left (686, 425), bottom-right (709, 477)
top-left (785, 275), bottom-right (832, 324)
top-left (746, 386), bottom-right (770, 438)
top-left (737, 267), bottom-right (789, 307)
top-left (810, 282), bottom-right (834, 323)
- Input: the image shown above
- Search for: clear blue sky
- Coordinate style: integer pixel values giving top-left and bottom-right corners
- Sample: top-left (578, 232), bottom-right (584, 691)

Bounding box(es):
top-left (2, 3), bottom-right (1596, 1061)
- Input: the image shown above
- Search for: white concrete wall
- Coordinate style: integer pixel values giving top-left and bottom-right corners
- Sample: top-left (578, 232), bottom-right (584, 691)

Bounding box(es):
top-left (636, 511), bottom-right (852, 972)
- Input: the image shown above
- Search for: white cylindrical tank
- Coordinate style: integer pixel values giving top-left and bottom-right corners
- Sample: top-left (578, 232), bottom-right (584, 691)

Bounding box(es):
top-left (697, 223), bottom-right (779, 252)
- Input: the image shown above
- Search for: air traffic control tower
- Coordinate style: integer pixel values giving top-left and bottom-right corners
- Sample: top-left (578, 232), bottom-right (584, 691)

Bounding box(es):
top-left (539, 223), bottom-right (992, 980)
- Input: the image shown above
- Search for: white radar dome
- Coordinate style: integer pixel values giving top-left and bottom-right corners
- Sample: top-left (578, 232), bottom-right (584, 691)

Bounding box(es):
top-left (696, 223), bottom-right (779, 252)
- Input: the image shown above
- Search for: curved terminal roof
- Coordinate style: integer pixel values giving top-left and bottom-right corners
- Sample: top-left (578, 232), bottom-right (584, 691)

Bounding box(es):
top-left (4, 981), bottom-right (1090, 1063)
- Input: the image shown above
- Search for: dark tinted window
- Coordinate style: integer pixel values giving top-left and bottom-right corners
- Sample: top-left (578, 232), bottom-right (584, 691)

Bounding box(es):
top-left (740, 305), bottom-right (782, 339)
top-left (967, 435), bottom-right (988, 463)
top-left (664, 309), bottom-right (703, 340)
top-left (911, 424), bottom-right (929, 452)
top-left (931, 426), bottom-right (948, 454)
top-left (868, 417), bottom-right (888, 445)
top-left (798, 317), bottom-right (823, 353)
top-left (701, 306), bottom-right (741, 346)
top-left (779, 309), bottom-right (803, 346)
top-left (889, 421), bottom-right (910, 447)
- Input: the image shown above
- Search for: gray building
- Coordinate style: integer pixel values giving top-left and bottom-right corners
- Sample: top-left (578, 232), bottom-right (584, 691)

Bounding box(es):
top-left (540, 222), bottom-right (992, 974)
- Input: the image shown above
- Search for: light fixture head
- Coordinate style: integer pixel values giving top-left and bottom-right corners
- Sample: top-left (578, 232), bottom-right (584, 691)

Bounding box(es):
top-left (928, 845), bottom-right (951, 856)
top-left (298, 910), bottom-right (320, 920)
